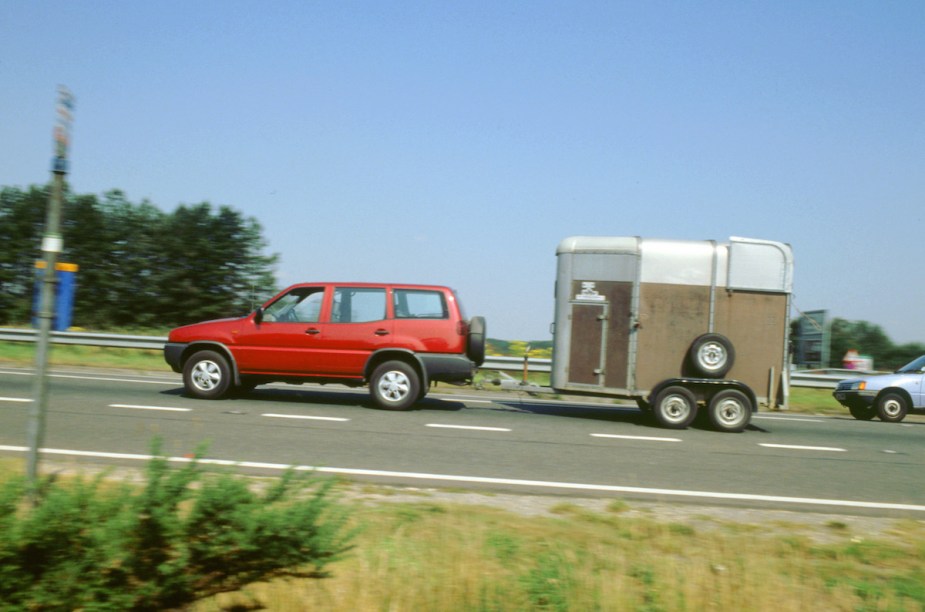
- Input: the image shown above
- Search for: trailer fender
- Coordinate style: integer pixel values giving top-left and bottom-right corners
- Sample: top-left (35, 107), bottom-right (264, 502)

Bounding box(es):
top-left (647, 378), bottom-right (757, 412)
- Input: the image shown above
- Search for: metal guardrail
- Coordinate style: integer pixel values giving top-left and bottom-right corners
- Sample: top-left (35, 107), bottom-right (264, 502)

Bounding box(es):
top-left (0, 327), bottom-right (858, 388)
top-left (0, 328), bottom-right (168, 350)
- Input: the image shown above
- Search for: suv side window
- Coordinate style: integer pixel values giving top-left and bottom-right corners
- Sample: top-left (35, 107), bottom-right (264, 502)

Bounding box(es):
top-left (263, 287), bottom-right (324, 323)
top-left (332, 287), bottom-right (386, 323)
top-left (393, 289), bottom-right (448, 319)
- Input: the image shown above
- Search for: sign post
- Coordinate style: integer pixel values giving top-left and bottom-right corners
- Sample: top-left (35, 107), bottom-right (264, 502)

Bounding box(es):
top-left (27, 86), bottom-right (75, 496)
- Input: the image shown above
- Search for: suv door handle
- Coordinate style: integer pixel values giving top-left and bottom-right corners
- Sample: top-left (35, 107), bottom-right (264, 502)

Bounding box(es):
top-left (374, 329), bottom-right (390, 336)
top-left (305, 328), bottom-right (320, 335)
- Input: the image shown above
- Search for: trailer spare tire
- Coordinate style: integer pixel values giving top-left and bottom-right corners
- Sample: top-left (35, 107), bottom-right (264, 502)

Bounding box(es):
top-left (467, 316), bottom-right (486, 366)
top-left (688, 333), bottom-right (735, 378)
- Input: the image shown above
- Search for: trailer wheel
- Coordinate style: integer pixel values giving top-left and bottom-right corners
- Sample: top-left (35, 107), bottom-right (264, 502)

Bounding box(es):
top-left (688, 333), bottom-right (735, 378)
top-left (707, 389), bottom-right (752, 432)
top-left (877, 392), bottom-right (908, 423)
top-left (467, 316), bottom-right (486, 366)
top-left (653, 385), bottom-right (697, 429)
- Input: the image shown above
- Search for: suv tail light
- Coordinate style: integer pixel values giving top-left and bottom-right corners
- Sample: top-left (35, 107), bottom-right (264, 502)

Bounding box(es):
top-left (457, 320), bottom-right (469, 336)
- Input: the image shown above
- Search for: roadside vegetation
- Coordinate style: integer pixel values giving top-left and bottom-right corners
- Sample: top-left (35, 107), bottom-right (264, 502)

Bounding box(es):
top-left (0, 453), bottom-right (923, 611)
top-left (0, 445), bottom-right (353, 611)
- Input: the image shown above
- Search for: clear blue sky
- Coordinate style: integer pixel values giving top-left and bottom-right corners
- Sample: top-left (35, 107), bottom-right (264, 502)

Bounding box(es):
top-left (3, 1), bottom-right (924, 345)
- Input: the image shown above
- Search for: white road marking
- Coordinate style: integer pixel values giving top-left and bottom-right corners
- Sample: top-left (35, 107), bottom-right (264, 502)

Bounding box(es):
top-left (426, 424), bottom-right (511, 432)
top-left (262, 413), bottom-right (350, 422)
top-left (0, 397), bottom-right (31, 403)
top-left (754, 415), bottom-right (825, 423)
top-left (109, 404), bottom-right (191, 412)
top-left (2, 444), bottom-right (923, 514)
top-left (591, 433), bottom-right (682, 443)
top-left (760, 443), bottom-right (846, 452)
top-left (0, 369), bottom-right (176, 385)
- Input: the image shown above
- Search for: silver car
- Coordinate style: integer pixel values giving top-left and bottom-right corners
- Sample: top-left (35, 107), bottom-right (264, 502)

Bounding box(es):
top-left (833, 355), bottom-right (925, 422)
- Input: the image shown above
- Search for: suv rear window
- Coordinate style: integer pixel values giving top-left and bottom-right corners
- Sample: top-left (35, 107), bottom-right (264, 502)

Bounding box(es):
top-left (393, 289), bottom-right (448, 319)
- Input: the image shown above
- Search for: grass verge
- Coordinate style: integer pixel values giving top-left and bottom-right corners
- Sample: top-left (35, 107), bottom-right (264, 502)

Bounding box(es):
top-left (3, 457), bottom-right (923, 611)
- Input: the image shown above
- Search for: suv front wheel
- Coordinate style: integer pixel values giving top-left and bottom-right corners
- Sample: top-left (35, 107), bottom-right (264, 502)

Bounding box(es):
top-left (183, 350), bottom-right (232, 399)
top-left (370, 361), bottom-right (421, 411)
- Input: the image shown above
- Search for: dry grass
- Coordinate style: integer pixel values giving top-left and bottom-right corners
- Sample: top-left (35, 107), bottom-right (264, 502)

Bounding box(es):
top-left (191, 490), bottom-right (925, 611)
top-left (5, 457), bottom-right (923, 611)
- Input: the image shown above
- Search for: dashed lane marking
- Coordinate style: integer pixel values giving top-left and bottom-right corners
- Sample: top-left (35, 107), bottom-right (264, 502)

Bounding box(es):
top-left (760, 443), bottom-right (846, 452)
top-left (426, 424), bottom-right (512, 432)
top-left (109, 404), bottom-right (191, 412)
top-left (591, 433), bottom-right (682, 443)
top-left (262, 413), bottom-right (350, 422)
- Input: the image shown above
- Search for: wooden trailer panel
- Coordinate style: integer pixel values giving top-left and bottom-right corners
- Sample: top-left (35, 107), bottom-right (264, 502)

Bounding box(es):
top-left (712, 290), bottom-right (789, 402)
top-left (633, 282), bottom-right (711, 391)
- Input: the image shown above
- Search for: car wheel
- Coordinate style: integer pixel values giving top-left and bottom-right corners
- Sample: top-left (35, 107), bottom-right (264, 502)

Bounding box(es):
top-left (370, 361), bottom-right (421, 411)
top-left (653, 385), bottom-right (697, 429)
top-left (688, 333), bottom-right (735, 378)
top-left (183, 350), bottom-right (232, 399)
top-left (848, 405), bottom-right (877, 421)
top-left (876, 392), bottom-right (908, 423)
top-left (707, 389), bottom-right (752, 433)
top-left (467, 316), bottom-right (486, 366)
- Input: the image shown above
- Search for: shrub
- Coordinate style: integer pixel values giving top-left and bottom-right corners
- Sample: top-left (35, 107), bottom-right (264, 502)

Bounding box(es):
top-left (0, 441), bottom-right (353, 610)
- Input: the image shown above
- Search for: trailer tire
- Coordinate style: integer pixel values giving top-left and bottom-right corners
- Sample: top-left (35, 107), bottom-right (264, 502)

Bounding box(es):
top-left (707, 389), bottom-right (752, 432)
top-left (467, 316), bottom-right (486, 366)
top-left (688, 333), bottom-right (735, 378)
top-left (653, 385), bottom-right (698, 429)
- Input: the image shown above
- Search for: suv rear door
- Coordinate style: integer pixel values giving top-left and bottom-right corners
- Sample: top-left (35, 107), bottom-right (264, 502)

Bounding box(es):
top-left (316, 286), bottom-right (394, 375)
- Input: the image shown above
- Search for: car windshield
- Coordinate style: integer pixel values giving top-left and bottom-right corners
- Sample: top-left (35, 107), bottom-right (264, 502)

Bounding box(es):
top-left (895, 355), bottom-right (925, 373)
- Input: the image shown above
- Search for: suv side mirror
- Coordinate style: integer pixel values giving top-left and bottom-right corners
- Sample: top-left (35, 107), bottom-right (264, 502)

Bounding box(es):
top-left (254, 307), bottom-right (264, 324)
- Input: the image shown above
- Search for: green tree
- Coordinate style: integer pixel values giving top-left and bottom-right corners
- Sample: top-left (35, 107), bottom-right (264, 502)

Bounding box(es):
top-left (828, 317), bottom-right (925, 371)
top-left (153, 202), bottom-right (277, 325)
top-left (0, 185), bottom-right (278, 329)
top-left (0, 186), bottom-right (47, 324)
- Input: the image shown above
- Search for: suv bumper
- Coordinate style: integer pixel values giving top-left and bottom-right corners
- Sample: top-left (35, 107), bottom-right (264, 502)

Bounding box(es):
top-left (164, 342), bottom-right (187, 373)
top-left (419, 353), bottom-right (476, 383)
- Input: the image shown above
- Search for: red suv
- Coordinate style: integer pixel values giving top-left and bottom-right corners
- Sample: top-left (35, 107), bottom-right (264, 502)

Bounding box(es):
top-left (164, 283), bottom-right (485, 410)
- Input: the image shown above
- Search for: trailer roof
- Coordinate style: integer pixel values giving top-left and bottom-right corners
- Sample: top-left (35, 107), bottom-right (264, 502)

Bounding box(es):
top-left (557, 236), bottom-right (793, 293)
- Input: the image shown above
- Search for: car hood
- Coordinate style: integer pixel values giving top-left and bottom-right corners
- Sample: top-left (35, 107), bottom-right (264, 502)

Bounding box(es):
top-left (842, 372), bottom-right (920, 391)
top-left (168, 316), bottom-right (247, 341)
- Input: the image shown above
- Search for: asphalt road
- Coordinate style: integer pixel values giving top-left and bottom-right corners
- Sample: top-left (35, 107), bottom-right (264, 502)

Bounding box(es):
top-left (1, 366), bottom-right (923, 517)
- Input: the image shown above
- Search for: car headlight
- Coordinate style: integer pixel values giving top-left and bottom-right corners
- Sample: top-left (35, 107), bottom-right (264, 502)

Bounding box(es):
top-left (850, 381), bottom-right (867, 391)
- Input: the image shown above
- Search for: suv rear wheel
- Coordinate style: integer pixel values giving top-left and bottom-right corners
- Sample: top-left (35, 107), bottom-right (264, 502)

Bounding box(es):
top-left (370, 361), bottom-right (421, 411)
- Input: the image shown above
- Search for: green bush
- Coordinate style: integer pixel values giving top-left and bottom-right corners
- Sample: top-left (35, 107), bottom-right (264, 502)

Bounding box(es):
top-left (0, 441), bottom-right (353, 610)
